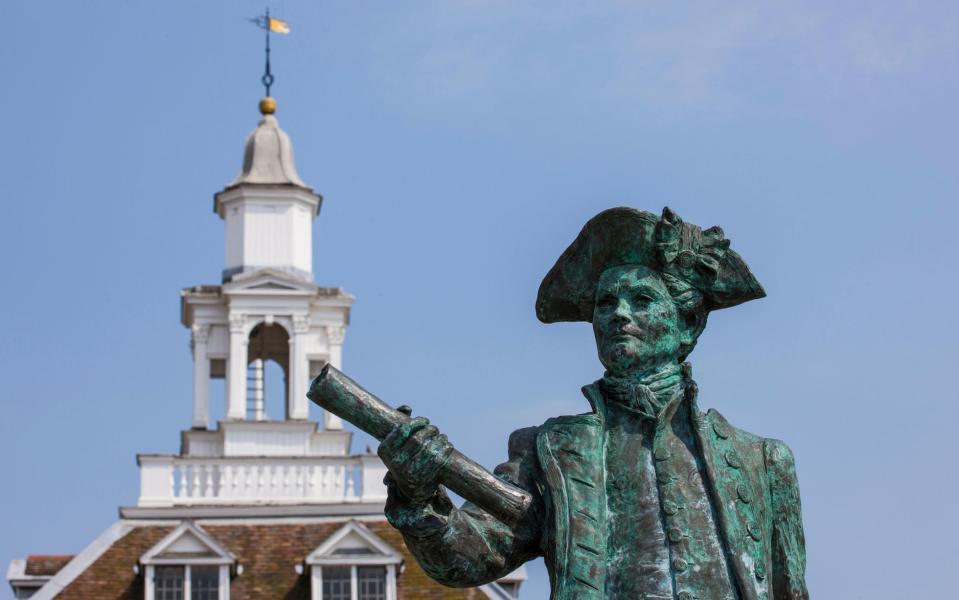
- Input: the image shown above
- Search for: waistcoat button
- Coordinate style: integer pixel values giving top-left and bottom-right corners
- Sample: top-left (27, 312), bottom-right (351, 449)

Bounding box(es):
top-left (725, 451), bottom-right (742, 469)
top-left (755, 559), bottom-right (767, 580)
top-left (713, 421), bottom-right (730, 439)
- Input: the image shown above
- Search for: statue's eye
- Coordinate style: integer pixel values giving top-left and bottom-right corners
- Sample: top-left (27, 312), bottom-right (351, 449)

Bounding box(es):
top-left (633, 293), bottom-right (653, 305)
top-left (597, 295), bottom-right (616, 309)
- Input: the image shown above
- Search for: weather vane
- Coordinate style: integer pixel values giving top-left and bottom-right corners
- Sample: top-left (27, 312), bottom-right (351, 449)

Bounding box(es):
top-left (248, 8), bottom-right (290, 99)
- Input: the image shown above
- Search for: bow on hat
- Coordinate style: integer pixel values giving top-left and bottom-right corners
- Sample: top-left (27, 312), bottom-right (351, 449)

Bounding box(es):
top-left (535, 207), bottom-right (765, 323)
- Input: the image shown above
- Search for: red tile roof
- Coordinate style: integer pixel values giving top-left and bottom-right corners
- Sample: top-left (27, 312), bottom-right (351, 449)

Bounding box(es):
top-left (54, 519), bottom-right (494, 599)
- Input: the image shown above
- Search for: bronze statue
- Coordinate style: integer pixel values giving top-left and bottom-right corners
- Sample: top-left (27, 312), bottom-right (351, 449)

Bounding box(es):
top-left (310, 207), bottom-right (808, 599)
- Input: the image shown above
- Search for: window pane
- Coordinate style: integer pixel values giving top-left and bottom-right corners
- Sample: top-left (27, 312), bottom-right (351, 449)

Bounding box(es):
top-left (322, 566), bottom-right (352, 600)
top-left (357, 566), bottom-right (387, 600)
top-left (155, 566), bottom-right (185, 600)
top-left (191, 565), bottom-right (220, 600)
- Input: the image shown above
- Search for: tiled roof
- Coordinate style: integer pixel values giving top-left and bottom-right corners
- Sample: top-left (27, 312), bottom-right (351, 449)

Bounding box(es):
top-left (54, 519), bottom-right (493, 600)
top-left (25, 556), bottom-right (74, 577)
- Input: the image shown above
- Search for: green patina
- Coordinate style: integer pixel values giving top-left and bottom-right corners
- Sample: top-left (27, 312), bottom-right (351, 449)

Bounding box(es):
top-left (372, 207), bottom-right (808, 599)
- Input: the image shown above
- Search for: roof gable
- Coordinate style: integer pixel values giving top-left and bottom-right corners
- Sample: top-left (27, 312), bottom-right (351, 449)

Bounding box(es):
top-left (306, 521), bottom-right (402, 566)
top-left (140, 522), bottom-right (235, 565)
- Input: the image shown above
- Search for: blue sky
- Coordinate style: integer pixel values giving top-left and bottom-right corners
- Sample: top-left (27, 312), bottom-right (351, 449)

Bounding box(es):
top-left (2, 2), bottom-right (958, 598)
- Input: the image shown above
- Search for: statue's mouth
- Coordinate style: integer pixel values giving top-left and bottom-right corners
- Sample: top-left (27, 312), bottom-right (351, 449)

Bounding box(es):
top-left (609, 325), bottom-right (643, 340)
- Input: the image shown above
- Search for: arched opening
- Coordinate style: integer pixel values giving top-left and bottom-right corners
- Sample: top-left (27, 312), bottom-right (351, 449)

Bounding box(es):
top-left (247, 323), bottom-right (290, 420)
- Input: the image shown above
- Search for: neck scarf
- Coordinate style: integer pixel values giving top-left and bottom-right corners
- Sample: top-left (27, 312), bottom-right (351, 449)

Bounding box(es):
top-left (600, 363), bottom-right (685, 418)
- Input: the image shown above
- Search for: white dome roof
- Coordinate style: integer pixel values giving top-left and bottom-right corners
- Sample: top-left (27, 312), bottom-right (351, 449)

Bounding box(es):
top-left (228, 113), bottom-right (308, 188)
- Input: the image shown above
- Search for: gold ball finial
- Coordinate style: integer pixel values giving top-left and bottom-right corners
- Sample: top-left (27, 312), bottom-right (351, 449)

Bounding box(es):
top-left (259, 97), bottom-right (277, 115)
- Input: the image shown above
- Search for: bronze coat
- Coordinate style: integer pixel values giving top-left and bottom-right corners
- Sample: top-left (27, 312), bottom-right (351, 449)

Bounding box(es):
top-left (400, 383), bottom-right (808, 600)
top-left (534, 383), bottom-right (807, 599)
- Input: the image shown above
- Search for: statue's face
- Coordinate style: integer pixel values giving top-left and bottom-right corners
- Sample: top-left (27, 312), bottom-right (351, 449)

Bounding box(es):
top-left (592, 265), bottom-right (683, 377)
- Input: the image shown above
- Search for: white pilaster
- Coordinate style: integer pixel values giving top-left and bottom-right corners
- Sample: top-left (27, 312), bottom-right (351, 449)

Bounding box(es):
top-left (324, 325), bottom-right (346, 430)
top-left (326, 325), bottom-right (346, 369)
top-left (191, 324), bottom-right (211, 429)
top-left (227, 314), bottom-right (248, 420)
top-left (288, 315), bottom-right (310, 420)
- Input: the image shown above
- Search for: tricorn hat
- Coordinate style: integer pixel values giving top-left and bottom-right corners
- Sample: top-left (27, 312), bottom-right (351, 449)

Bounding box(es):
top-left (536, 207), bottom-right (765, 323)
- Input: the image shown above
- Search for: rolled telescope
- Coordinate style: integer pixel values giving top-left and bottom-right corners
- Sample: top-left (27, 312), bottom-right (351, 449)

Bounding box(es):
top-left (307, 364), bottom-right (533, 527)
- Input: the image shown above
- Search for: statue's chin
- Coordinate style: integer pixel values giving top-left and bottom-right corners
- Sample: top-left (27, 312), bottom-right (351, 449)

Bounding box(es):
top-left (601, 343), bottom-right (641, 376)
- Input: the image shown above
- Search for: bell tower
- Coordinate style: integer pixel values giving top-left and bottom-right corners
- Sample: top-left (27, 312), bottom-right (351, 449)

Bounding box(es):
top-left (134, 96), bottom-right (386, 511)
top-left (181, 96), bottom-right (352, 430)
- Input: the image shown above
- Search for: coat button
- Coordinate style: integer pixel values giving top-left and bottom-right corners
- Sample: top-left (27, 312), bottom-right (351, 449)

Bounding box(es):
top-left (677, 592), bottom-right (694, 600)
top-left (755, 559), bottom-right (767, 580)
top-left (662, 500), bottom-right (679, 515)
top-left (657, 471), bottom-right (673, 484)
top-left (668, 527), bottom-right (685, 543)
top-left (654, 447), bottom-right (671, 461)
top-left (725, 451), bottom-right (741, 469)
top-left (747, 521), bottom-right (762, 541)
top-left (713, 421), bottom-right (730, 439)
top-left (672, 557), bottom-right (688, 572)
top-left (737, 483), bottom-right (752, 503)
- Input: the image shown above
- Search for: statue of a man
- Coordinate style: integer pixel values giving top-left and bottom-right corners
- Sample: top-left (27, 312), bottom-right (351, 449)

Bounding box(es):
top-left (379, 207), bottom-right (808, 599)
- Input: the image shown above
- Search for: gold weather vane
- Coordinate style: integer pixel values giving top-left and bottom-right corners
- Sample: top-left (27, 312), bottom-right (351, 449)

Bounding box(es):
top-left (248, 8), bottom-right (291, 112)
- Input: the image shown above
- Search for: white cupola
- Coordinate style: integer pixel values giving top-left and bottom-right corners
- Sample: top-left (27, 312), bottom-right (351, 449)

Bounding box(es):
top-left (213, 97), bottom-right (322, 283)
top-left (135, 96), bottom-right (380, 512)
top-left (180, 96), bottom-right (353, 433)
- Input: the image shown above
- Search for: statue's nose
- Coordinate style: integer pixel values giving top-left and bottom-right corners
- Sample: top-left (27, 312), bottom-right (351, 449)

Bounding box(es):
top-left (610, 309), bottom-right (631, 327)
top-left (612, 299), bottom-right (632, 322)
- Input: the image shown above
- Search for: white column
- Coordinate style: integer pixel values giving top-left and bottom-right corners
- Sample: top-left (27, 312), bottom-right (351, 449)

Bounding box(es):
top-left (326, 325), bottom-right (346, 369)
top-left (288, 315), bottom-right (310, 420)
top-left (191, 324), bottom-right (211, 429)
top-left (227, 314), bottom-right (248, 420)
top-left (324, 325), bottom-right (346, 429)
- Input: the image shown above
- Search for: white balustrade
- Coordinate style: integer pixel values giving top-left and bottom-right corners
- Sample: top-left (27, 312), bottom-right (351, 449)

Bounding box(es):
top-left (137, 455), bottom-right (385, 507)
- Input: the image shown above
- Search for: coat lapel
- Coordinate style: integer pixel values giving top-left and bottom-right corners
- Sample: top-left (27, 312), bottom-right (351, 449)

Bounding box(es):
top-left (692, 404), bottom-right (767, 600)
top-left (537, 384), bottom-right (607, 599)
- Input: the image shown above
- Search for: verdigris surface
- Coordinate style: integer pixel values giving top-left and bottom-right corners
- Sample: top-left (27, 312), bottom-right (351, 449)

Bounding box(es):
top-left (376, 208), bottom-right (807, 599)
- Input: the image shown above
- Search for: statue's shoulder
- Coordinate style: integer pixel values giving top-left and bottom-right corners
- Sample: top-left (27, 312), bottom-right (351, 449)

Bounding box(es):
top-left (702, 408), bottom-right (799, 476)
top-left (505, 425), bottom-right (541, 460)
top-left (700, 408), bottom-right (763, 444)
top-left (762, 437), bottom-right (799, 479)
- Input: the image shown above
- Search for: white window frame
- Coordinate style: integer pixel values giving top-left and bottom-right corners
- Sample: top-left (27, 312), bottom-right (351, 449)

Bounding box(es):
top-left (306, 521), bottom-right (402, 600)
top-left (140, 522), bottom-right (236, 600)
top-left (313, 564), bottom-right (396, 600)
top-left (144, 563), bottom-right (230, 600)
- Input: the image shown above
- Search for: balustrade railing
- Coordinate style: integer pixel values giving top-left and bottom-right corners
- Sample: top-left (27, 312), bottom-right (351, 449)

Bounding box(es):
top-left (138, 455), bottom-right (387, 507)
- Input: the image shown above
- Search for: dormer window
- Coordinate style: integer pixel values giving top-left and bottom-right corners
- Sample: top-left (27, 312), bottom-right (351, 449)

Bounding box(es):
top-left (140, 522), bottom-right (235, 600)
top-left (153, 565), bottom-right (221, 599)
top-left (306, 521), bottom-right (402, 600)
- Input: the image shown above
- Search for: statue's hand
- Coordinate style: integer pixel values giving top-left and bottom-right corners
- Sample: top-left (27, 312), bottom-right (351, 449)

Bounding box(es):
top-left (377, 406), bottom-right (453, 503)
